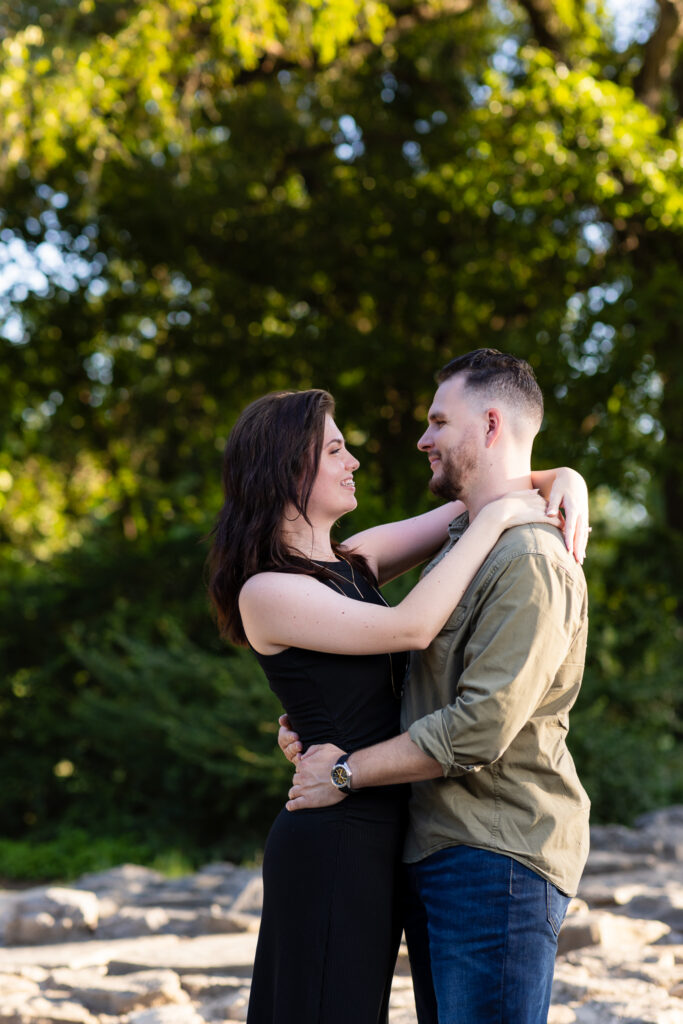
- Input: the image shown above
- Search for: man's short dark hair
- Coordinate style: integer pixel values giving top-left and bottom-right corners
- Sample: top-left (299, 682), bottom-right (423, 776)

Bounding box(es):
top-left (437, 349), bottom-right (544, 431)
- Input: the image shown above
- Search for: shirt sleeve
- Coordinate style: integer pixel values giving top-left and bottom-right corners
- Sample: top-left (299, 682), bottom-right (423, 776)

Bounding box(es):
top-left (408, 551), bottom-right (581, 776)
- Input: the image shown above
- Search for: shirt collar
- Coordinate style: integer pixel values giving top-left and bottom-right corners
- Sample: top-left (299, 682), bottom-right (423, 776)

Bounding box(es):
top-left (448, 510), bottom-right (470, 542)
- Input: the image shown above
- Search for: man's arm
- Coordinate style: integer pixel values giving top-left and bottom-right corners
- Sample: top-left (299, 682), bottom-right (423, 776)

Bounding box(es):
top-left (285, 733), bottom-right (441, 811)
top-left (406, 549), bottom-right (584, 775)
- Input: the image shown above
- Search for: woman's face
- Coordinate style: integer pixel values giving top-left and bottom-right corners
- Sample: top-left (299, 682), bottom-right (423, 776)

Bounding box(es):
top-left (306, 415), bottom-right (360, 521)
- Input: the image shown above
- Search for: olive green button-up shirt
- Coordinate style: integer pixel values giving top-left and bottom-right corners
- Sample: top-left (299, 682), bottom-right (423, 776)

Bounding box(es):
top-left (402, 514), bottom-right (590, 896)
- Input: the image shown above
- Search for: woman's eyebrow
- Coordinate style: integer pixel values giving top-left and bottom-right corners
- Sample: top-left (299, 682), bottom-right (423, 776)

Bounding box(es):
top-left (326, 436), bottom-right (344, 448)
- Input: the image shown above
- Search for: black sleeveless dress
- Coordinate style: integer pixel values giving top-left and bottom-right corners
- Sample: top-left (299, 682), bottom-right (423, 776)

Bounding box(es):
top-left (246, 561), bottom-right (409, 1024)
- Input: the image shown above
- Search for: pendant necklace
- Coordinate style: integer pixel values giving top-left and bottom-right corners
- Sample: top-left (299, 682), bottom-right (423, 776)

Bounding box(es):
top-left (315, 556), bottom-right (403, 699)
top-left (318, 555), bottom-right (365, 600)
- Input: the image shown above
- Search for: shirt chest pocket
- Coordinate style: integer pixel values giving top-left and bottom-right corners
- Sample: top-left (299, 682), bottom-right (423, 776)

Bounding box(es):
top-left (428, 604), bottom-right (468, 675)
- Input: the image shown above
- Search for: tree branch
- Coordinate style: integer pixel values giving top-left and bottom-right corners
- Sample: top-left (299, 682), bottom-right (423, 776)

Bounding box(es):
top-left (512, 0), bottom-right (571, 56)
top-left (634, 0), bottom-right (683, 110)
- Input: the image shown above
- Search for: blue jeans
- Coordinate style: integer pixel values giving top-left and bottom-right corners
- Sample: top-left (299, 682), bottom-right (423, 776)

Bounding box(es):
top-left (404, 846), bottom-right (570, 1024)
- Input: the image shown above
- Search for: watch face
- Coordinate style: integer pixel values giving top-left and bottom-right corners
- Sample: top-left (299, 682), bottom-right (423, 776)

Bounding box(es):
top-left (332, 765), bottom-right (350, 788)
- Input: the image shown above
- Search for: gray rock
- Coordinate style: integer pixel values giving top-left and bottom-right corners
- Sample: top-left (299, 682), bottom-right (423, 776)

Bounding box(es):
top-left (106, 933), bottom-right (258, 977)
top-left (589, 822), bottom-right (664, 855)
top-left (551, 958), bottom-right (683, 1023)
top-left (179, 975), bottom-right (245, 1000)
top-left (557, 914), bottom-right (601, 955)
top-left (95, 907), bottom-right (172, 940)
top-left (634, 805), bottom-right (683, 829)
top-left (578, 864), bottom-right (683, 909)
top-left (0, 995), bottom-right (99, 1024)
top-left (127, 1007), bottom-right (206, 1024)
top-left (199, 987), bottom-right (250, 1022)
top-left (94, 904), bottom-right (255, 941)
top-left (4, 889), bottom-right (99, 946)
top-left (0, 934), bottom-right (183, 971)
top-left (557, 907), bottom-right (670, 956)
top-left (634, 811), bottom-right (683, 860)
top-left (582, 849), bottom-right (659, 875)
top-left (595, 913), bottom-right (671, 948)
top-left (3, 813), bottom-right (683, 1024)
top-left (73, 865), bottom-right (165, 898)
top-left (229, 878), bottom-right (263, 918)
top-left (0, 973), bottom-right (41, 997)
top-left (69, 863), bottom-right (262, 924)
top-left (548, 1007), bottom-right (577, 1023)
top-left (131, 892), bottom-right (219, 911)
top-left (192, 907), bottom-right (260, 936)
top-left (45, 966), bottom-right (189, 1015)
top-left (591, 808), bottom-right (683, 862)
top-left (624, 895), bottom-right (683, 932)
top-left (8, 966), bottom-right (48, 983)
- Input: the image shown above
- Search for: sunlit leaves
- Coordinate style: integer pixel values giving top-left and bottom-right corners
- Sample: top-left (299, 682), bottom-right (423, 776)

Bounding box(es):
top-left (0, 452), bottom-right (115, 561)
top-left (0, 0), bottom-right (401, 180)
top-left (215, 0), bottom-right (393, 67)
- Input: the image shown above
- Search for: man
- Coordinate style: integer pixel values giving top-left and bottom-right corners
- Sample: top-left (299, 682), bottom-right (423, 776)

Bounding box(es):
top-left (281, 349), bottom-right (590, 1023)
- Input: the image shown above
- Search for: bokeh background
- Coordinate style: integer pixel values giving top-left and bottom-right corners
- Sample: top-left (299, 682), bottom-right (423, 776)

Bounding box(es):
top-left (1, 0), bottom-right (681, 880)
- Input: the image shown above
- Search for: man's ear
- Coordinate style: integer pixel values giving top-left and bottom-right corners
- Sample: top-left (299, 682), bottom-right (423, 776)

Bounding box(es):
top-left (484, 407), bottom-right (503, 448)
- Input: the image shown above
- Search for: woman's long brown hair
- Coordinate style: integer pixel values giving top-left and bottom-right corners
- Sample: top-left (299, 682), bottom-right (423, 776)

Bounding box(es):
top-left (207, 389), bottom-right (375, 645)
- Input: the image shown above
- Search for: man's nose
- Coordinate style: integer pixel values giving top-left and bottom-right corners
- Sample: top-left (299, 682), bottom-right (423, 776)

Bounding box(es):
top-left (417, 429), bottom-right (432, 451)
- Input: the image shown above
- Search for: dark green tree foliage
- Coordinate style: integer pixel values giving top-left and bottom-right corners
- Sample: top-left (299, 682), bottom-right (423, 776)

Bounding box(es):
top-left (0, 0), bottom-right (681, 871)
top-left (1, 533), bottom-right (288, 863)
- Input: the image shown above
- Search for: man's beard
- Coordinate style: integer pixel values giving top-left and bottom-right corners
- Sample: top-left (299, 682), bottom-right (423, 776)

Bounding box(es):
top-left (428, 439), bottom-right (478, 503)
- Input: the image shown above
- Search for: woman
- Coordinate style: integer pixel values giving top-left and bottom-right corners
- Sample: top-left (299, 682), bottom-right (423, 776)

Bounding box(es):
top-left (208, 389), bottom-right (587, 1024)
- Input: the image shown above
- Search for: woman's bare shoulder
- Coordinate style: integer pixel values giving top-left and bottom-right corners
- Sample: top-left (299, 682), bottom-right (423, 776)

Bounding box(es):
top-left (239, 570), bottom-right (320, 606)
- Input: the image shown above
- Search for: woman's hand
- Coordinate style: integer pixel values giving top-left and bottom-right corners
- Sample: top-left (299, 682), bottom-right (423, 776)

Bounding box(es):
top-left (544, 468), bottom-right (590, 563)
top-left (483, 480), bottom-right (589, 564)
top-left (483, 490), bottom-right (562, 532)
top-left (278, 713), bottom-right (302, 763)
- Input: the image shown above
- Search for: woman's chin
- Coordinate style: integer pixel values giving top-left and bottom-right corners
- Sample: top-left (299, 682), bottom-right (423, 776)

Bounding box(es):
top-left (339, 495), bottom-right (357, 514)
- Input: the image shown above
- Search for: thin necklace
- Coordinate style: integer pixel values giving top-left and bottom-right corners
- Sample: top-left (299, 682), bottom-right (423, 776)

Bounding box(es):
top-left (316, 556), bottom-right (403, 700)
top-left (319, 554), bottom-right (364, 599)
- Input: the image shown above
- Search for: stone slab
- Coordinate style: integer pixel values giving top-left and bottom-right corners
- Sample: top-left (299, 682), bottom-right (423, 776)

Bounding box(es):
top-left (0, 935), bottom-right (182, 970)
top-left (45, 967), bottom-right (190, 1015)
top-left (127, 1008), bottom-right (205, 1024)
top-left (106, 934), bottom-right (258, 977)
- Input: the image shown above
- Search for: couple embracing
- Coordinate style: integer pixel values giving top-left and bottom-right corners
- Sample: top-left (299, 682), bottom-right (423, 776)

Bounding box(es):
top-left (208, 349), bottom-right (590, 1024)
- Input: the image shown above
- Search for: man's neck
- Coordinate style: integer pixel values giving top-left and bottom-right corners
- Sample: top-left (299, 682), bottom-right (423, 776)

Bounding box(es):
top-left (466, 470), bottom-right (533, 520)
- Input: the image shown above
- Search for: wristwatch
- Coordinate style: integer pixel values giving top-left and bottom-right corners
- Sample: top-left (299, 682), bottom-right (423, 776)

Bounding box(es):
top-left (330, 754), bottom-right (353, 794)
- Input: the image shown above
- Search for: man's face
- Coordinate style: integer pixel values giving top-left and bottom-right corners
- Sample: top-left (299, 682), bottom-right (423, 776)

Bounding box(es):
top-left (417, 375), bottom-right (483, 502)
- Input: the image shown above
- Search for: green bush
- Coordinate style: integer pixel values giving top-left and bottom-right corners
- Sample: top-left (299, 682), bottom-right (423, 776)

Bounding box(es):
top-left (0, 830), bottom-right (197, 883)
top-left (571, 527), bottom-right (683, 823)
top-left (0, 533), bottom-right (290, 868)
top-left (66, 619), bottom-right (290, 859)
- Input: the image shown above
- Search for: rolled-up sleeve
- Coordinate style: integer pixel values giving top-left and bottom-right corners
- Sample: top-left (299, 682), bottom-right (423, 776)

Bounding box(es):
top-left (408, 552), bottom-right (579, 776)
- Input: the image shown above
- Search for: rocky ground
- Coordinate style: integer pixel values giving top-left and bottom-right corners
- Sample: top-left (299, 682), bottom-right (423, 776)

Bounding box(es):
top-left (0, 807), bottom-right (682, 1023)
